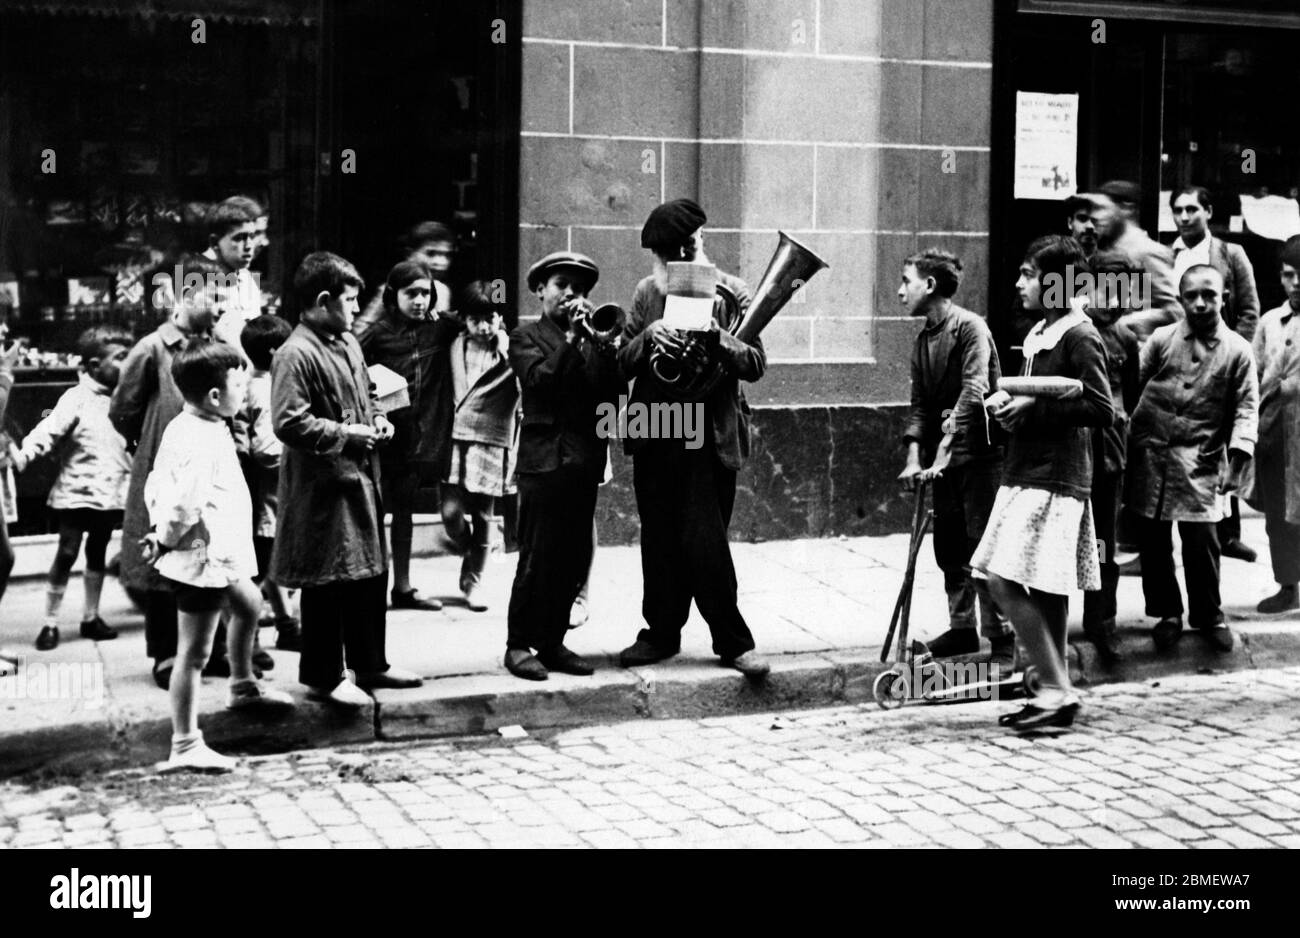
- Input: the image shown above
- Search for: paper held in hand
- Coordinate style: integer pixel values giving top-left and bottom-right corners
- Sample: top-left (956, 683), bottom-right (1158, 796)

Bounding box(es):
top-left (368, 363), bottom-right (411, 413)
top-left (662, 261), bottom-right (717, 330)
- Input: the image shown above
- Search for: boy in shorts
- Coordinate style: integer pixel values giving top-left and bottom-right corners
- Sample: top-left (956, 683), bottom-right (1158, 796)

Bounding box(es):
top-left (143, 341), bottom-right (293, 773)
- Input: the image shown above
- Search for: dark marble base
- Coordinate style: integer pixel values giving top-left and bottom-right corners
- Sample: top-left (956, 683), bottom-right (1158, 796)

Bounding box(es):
top-left (594, 404), bottom-right (913, 545)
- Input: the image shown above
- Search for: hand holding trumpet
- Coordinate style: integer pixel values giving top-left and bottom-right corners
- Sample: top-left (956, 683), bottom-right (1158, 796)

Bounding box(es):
top-left (561, 297), bottom-right (596, 345)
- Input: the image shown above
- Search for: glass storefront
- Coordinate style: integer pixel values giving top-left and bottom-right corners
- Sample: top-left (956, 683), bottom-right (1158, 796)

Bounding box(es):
top-left (0, 0), bottom-right (521, 534)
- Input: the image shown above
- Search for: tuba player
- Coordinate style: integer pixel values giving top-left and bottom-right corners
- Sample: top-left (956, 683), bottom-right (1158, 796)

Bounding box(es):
top-left (616, 199), bottom-right (770, 677)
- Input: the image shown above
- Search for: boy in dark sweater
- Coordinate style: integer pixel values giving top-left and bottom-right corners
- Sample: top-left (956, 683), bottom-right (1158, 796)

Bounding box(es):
top-left (897, 249), bottom-right (1013, 670)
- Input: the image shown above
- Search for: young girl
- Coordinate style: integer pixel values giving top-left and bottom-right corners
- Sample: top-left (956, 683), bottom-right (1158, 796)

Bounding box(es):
top-left (355, 259), bottom-right (462, 611)
top-left (441, 282), bottom-right (520, 611)
top-left (144, 341), bottom-right (293, 772)
top-left (11, 327), bottom-right (133, 650)
top-left (972, 235), bottom-right (1113, 730)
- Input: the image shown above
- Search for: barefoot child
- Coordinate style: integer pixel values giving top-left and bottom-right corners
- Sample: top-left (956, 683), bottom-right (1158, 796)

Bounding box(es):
top-left (10, 327), bottom-right (133, 650)
top-left (144, 341), bottom-right (293, 772)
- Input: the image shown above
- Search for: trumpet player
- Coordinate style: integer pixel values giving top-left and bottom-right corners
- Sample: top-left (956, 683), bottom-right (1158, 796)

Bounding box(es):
top-left (616, 199), bottom-right (771, 677)
top-left (503, 252), bottom-right (623, 681)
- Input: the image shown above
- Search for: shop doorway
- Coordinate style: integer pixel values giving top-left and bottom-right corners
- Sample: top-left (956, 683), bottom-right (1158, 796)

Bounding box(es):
top-left (317, 0), bottom-right (521, 322)
top-left (990, 1), bottom-right (1300, 352)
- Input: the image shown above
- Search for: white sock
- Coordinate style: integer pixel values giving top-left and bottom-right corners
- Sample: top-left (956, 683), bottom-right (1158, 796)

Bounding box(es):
top-left (44, 584), bottom-right (66, 628)
top-left (83, 571), bottom-right (105, 621)
top-left (170, 731), bottom-right (202, 757)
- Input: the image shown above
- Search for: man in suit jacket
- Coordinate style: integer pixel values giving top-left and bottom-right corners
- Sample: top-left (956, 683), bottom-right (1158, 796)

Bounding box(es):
top-left (616, 199), bottom-right (771, 677)
top-left (503, 252), bottom-right (623, 680)
top-left (1171, 186), bottom-right (1263, 563)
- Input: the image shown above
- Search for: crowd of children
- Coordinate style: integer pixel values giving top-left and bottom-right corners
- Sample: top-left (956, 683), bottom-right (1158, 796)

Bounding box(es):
top-left (2, 182), bottom-right (1298, 758)
top-left (0, 197), bottom-right (525, 771)
top-left (901, 214), bottom-right (1300, 732)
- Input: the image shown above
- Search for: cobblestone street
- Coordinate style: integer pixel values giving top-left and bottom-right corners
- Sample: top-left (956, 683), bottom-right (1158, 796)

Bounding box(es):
top-left (3, 667), bottom-right (1299, 849)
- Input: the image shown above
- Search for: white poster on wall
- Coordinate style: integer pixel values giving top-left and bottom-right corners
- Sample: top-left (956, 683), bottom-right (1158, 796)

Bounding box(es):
top-left (1014, 91), bottom-right (1079, 201)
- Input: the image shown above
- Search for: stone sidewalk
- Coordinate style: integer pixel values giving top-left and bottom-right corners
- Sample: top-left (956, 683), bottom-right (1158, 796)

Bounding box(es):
top-left (2, 516), bottom-right (1298, 776)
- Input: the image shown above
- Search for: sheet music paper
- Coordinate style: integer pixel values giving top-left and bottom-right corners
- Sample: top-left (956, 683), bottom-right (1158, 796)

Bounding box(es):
top-left (663, 262), bottom-right (717, 330)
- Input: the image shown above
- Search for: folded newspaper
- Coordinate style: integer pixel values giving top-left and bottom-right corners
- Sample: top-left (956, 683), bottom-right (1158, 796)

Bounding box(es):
top-left (368, 363), bottom-right (411, 413)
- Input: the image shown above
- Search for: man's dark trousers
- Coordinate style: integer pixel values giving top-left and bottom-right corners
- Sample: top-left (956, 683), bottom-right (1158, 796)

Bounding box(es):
top-left (299, 573), bottom-right (389, 688)
top-left (507, 469), bottom-right (598, 653)
top-left (632, 442), bottom-right (755, 660)
top-left (1257, 441), bottom-right (1300, 585)
top-left (1134, 515), bottom-right (1223, 628)
top-left (1084, 470), bottom-right (1122, 630)
top-left (931, 458), bottom-right (1008, 637)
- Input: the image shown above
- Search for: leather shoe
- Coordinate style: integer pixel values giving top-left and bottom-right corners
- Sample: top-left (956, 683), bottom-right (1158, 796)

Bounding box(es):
top-left (925, 628), bottom-right (979, 658)
top-left (355, 666), bottom-right (424, 689)
top-left (1257, 585), bottom-right (1299, 615)
top-left (79, 617), bottom-right (118, 641)
top-left (504, 649), bottom-right (548, 681)
top-left (1199, 623), bottom-right (1234, 652)
top-left (1221, 539), bottom-right (1257, 563)
top-left (252, 635), bottom-right (275, 672)
top-left (724, 651), bottom-right (771, 678)
top-left (537, 645), bottom-right (594, 676)
top-left (998, 704), bottom-right (1043, 727)
top-left (391, 588), bottom-right (443, 611)
top-left (1012, 701), bottom-right (1080, 732)
top-left (275, 617), bottom-right (303, 651)
top-left (1152, 616), bottom-right (1183, 652)
top-left (35, 626), bottom-right (59, 651)
top-left (1083, 620), bottom-right (1124, 666)
top-left (618, 638), bottom-right (677, 668)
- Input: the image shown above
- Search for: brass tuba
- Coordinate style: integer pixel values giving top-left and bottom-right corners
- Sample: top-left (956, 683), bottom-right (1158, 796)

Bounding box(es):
top-left (649, 231), bottom-right (829, 401)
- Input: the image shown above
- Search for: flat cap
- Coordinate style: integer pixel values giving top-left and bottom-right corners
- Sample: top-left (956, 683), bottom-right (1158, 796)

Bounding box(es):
top-left (1098, 180), bottom-right (1142, 207)
top-left (641, 198), bottom-right (707, 254)
top-left (526, 251), bottom-right (600, 293)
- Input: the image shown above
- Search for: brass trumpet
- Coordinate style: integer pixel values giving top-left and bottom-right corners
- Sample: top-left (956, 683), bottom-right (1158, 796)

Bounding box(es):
top-left (572, 301), bottom-right (626, 348)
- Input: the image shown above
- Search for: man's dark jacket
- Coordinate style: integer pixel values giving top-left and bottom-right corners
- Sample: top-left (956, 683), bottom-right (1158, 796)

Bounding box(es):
top-left (618, 273), bottom-right (766, 471)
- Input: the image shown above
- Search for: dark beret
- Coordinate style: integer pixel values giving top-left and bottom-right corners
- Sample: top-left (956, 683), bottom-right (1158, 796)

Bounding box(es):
top-left (526, 251), bottom-right (600, 293)
top-left (641, 199), bottom-right (707, 254)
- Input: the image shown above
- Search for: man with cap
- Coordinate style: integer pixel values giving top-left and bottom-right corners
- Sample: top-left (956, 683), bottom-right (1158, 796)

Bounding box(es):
top-left (503, 251), bottom-right (623, 681)
top-left (1086, 181), bottom-right (1181, 338)
top-left (616, 198), bottom-right (771, 677)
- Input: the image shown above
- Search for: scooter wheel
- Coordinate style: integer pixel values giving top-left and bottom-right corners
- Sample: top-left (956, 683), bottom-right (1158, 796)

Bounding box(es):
top-left (1022, 666), bottom-right (1041, 698)
top-left (873, 670), bottom-right (910, 710)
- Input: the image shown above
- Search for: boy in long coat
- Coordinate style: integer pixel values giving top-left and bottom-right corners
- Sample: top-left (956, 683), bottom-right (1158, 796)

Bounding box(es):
top-left (271, 252), bottom-right (422, 705)
top-left (111, 255), bottom-right (230, 686)
top-left (1127, 264), bottom-right (1259, 653)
